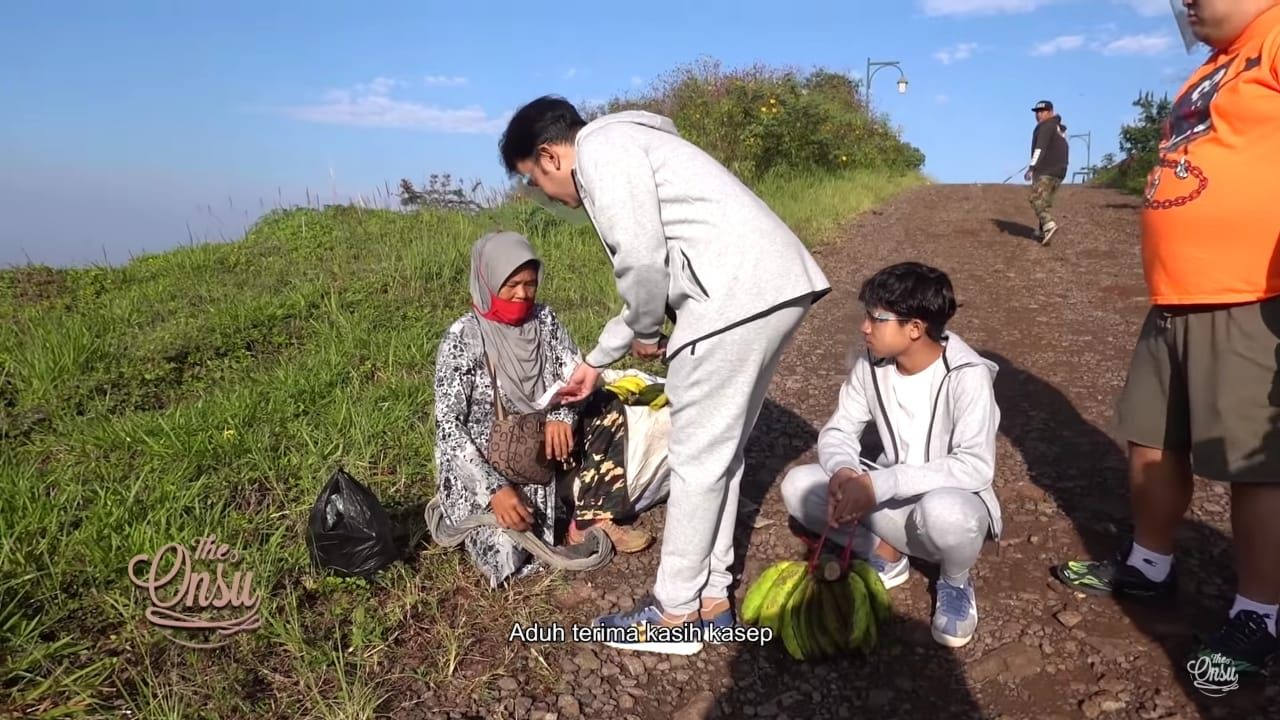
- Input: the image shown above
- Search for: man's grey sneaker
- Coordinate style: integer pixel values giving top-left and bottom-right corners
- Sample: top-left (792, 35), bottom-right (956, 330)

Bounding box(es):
top-left (867, 553), bottom-right (910, 590)
top-left (932, 578), bottom-right (978, 648)
top-left (1189, 610), bottom-right (1278, 677)
top-left (1053, 550), bottom-right (1178, 602)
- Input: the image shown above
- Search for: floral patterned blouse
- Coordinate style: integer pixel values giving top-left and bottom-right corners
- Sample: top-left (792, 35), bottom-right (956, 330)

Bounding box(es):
top-left (432, 304), bottom-right (582, 587)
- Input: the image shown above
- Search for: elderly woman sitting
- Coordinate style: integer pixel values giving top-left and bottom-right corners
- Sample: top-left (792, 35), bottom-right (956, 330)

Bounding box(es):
top-left (432, 231), bottom-right (652, 587)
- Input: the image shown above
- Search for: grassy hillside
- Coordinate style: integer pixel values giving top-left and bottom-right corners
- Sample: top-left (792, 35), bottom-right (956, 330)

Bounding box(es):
top-left (1, 59), bottom-right (925, 719)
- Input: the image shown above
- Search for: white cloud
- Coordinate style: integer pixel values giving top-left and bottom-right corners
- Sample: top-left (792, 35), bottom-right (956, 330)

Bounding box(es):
top-left (563, 67), bottom-right (578, 80)
top-left (1115, 0), bottom-right (1168, 16)
top-left (1031, 34), bottom-right (1086, 55)
top-left (920, 0), bottom-right (1052, 16)
top-left (935, 94), bottom-right (950, 104)
top-left (1032, 26), bottom-right (1177, 57)
top-left (423, 75), bottom-right (468, 87)
top-left (356, 77), bottom-right (401, 95)
top-left (281, 78), bottom-right (508, 134)
top-left (934, 42), bottom-right (979, 64)
top-left (630, 76), bottom-right (645, 87)
top-left (1098, 32), bottom-right (1174, 55)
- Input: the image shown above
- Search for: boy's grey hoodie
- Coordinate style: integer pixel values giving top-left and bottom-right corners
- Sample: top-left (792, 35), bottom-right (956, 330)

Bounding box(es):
top-left (572, 111), bottom-right (832, 367)
top-left (816, 332), bottom-right (1004, 539)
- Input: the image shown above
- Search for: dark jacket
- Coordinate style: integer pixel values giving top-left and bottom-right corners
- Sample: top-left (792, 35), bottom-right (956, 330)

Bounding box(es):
top-left (1029, 114), bottom-right (1069, 179)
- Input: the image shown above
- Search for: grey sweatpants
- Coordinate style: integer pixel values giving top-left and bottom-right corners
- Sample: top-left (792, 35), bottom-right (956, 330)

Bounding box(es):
top-left (780, 463), bottom-right (990, 586)
top-left (653, 299), bottom-right (810, 614)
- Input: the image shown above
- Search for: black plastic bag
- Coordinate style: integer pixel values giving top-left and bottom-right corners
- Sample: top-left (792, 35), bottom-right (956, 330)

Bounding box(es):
top-left (306, 466), bottom-right (399, 578)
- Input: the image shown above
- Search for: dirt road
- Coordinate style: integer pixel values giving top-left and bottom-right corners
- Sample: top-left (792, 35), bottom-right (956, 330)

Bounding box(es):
top-left (410, 183), bottom-right (1279, 720)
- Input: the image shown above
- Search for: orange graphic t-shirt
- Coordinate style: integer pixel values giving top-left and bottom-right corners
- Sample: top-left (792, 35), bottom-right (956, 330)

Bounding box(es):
top-left (1141, 4), bottom-right (1280, 306)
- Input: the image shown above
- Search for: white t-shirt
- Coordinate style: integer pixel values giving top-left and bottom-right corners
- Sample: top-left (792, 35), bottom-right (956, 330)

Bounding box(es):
top-left (887, 356), bottom-right (945, 466)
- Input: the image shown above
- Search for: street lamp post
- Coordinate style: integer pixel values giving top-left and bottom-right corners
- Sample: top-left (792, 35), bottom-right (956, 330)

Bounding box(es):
top-left (1069, 131), bottom-right (1092, 183)
top-left (864, 58), bottom-right (908, 108)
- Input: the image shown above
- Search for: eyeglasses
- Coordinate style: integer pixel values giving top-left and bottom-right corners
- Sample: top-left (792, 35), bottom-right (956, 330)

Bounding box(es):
top-left (866, 309), bottom-right (909, 323)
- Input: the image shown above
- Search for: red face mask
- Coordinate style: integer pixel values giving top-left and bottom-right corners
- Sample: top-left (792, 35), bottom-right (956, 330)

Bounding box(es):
top-left (478, 294), bottom-right (534, 326)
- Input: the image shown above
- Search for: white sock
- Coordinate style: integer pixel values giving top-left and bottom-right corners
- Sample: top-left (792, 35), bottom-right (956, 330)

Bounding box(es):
top-left (1125, 542), bottom-right (1173, 582)
top-left (1229, 595), bottom-right (1279, 636)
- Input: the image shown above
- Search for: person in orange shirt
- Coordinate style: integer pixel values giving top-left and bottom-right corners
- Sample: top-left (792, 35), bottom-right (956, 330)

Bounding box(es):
top-left (1055, 0), bottom-right (1280, 679)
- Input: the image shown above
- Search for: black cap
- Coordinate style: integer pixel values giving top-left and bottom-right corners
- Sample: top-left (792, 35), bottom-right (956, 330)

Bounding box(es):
top-left (1032, 100), bottom-right (1054, 112)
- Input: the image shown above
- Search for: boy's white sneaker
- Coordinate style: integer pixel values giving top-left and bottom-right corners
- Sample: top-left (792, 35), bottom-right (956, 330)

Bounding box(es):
top-left (867, 554), bottom-right (910, 590)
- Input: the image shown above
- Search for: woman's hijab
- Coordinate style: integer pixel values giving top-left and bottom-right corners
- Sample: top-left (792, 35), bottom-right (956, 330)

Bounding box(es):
top-left (469, 232), bottom-right (547, 414)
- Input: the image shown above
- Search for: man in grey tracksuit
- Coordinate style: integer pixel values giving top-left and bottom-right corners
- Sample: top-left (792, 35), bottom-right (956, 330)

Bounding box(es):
top-left (499, 96), bottom-right (831, 655)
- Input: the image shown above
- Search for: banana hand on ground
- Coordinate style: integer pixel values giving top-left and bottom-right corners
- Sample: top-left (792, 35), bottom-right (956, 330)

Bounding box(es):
top-left (739, 556), bottom-right (893, 660)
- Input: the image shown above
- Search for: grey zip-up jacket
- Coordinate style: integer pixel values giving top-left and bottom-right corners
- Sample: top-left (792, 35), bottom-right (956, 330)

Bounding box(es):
top-left (571, 111), bottom-right (832, 367)
top-left (815, 332), bottom-right (1003, 539)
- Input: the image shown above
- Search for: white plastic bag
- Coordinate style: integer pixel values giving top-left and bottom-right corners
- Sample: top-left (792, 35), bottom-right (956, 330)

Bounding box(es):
top-left (599, 368), bottom-right (672, 513)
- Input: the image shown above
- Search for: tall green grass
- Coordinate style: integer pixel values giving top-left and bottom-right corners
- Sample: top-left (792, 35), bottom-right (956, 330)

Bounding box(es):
top-left (757, 169), bottom-right (923, 243)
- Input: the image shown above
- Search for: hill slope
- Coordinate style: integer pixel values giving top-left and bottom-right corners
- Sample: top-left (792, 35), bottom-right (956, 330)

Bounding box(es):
top-left (479, 182), bottom-right (1263, 720)
top-left (385, 183), bottom-right (1267, 720)
top-left (12, 181), bottom-right (1260, 719)
top-left (0, 169), bottom-right (920, 718)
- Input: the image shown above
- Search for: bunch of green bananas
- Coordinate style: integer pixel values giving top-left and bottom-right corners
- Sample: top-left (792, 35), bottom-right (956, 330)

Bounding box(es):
top-left (740, 558), bottom-right (891, 661)
top-left (603, 377), bottom-right (669, 410)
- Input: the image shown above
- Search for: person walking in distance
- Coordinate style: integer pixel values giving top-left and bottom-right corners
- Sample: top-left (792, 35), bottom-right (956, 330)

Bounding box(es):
top-left (498, 96), bottom-right (831, 655)
top-left (1055, 0), bottom-right (1280, 679)
top-left (1023, 99), bottom-right (1069, 245)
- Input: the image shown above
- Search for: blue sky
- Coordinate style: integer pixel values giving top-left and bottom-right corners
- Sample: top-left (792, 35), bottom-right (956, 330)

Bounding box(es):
top-left (1, 0), bottom-right (1205, 267)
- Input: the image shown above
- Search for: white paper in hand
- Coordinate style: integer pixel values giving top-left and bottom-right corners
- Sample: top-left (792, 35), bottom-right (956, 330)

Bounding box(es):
top-left (535, 380), bottom-right (566, 410)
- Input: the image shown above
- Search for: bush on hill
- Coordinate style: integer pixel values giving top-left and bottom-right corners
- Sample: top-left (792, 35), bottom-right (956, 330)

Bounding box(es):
top-left (1089, 91), bottom-right (1172, 197)
top-left (583, 57), bottom-right (924, 183)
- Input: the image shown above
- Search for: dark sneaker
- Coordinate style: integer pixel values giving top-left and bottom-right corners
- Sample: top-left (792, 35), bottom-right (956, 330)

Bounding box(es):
top-left (1052, 553), bottom-right (1177, 601)
top-left (592, 594), bottom-right (704, 656)
top-left (1190, 611), bottom-right (1278, 677)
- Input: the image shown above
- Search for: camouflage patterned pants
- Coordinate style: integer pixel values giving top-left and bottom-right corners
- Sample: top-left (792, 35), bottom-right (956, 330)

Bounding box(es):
top-left (1029, 174), bottom-right (1062, 230)
top-left (569, 390), bottom-right (635, 522)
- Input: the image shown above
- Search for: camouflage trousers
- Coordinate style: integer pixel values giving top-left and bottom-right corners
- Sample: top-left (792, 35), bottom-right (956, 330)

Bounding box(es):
top-left (1029, 174), bottom-right (1062, 231)
top-left (567, 390), bottom-right (636, 522)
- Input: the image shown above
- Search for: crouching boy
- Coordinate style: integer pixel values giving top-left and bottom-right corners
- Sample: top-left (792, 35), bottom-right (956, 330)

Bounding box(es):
top-left (780, 262), bottom-right (1003, 648)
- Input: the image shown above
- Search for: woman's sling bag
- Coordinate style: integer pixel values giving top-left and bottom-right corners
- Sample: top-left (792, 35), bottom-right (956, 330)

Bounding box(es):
top-left (482, 345), bottom-right (554, 487)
